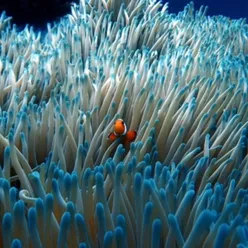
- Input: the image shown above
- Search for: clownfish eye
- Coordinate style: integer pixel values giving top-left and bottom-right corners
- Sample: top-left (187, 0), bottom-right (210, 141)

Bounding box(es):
top-left (114, 119), bottom-right (124, 126)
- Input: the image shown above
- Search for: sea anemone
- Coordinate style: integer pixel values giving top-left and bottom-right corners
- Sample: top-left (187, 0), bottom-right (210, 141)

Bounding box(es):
top-left (0, 0), bottom-right (248, 247)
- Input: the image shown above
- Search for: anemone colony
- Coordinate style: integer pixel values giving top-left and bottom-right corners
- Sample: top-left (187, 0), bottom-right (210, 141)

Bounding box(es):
top-left (0, 0), bottom-right (248, 247)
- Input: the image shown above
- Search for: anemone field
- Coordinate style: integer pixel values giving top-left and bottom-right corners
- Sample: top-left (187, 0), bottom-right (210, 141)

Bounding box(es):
top-left (0, 0), bottom-right (248, 247)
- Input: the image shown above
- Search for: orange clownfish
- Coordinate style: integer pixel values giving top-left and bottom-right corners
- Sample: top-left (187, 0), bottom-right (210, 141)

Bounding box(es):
top-left (108, 132), bottom-right (118, 142)
top-left (113, 119), bottom-right (127, 136)
top-left (125, 130), bottom-right (137, 142)
top-left (108, 119), bottom-right (137, 143)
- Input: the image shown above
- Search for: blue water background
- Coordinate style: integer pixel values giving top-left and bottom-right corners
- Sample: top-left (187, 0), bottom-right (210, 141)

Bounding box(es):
top-left (164, 0), bottom-right (248, 19)
top-left (0, 0), bottom-right (248, 31)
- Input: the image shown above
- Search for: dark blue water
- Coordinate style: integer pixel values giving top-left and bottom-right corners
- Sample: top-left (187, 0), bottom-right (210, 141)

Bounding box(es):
top-left (0, 0), bottom-right (77, 30)
top-left (0, 0), bottom-right (247, 31)
top-left (166, 0), bottom-right (248, 20)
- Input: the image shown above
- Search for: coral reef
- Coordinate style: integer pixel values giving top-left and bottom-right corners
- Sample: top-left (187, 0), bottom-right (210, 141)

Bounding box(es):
top-left (0, 0), bottom-right (248, 247)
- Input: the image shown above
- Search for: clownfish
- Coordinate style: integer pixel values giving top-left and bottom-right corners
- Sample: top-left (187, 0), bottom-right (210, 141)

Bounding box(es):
top-left (125, 130), bottom-right (137, 142)
top-left (108, 132), bottom-right (118, 142)
top-left (113, 119), bottom-right (127, 136)
top-left (108, 119), bottom-right (137, 143)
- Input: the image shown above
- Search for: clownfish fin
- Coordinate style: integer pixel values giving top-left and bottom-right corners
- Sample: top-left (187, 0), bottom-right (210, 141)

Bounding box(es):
top-left (124, 130), bottom-right (137, 142)
top-left (114, 119), bottom-right (127, 136)
top-left (108, 132), bottom-right (118, 141)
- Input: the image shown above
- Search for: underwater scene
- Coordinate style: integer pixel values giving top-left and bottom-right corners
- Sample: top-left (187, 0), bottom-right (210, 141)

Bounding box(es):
top-left (0, 0), bottom-right (248, 247)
